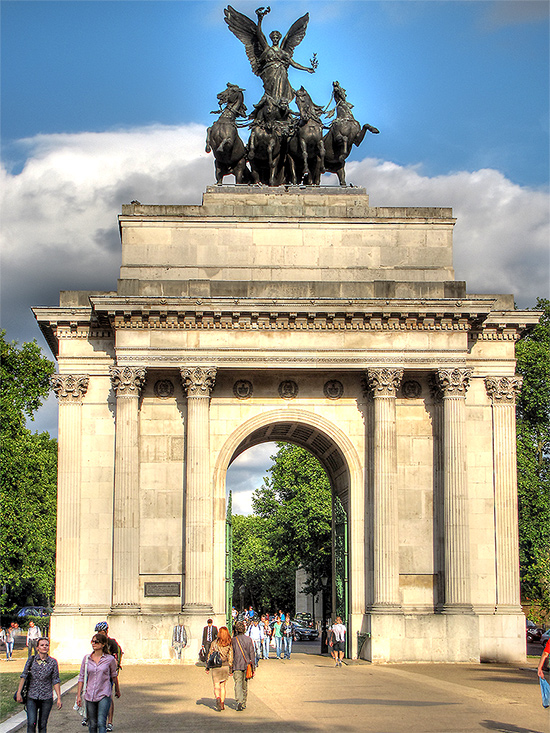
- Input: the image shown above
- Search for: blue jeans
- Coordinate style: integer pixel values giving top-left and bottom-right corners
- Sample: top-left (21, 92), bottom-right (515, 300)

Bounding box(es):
top-left (252, 639), bottom-right (261, 665)
top-left (283, 636), bottom-right (293, 659)
top-left (26, 697), bottom-right (53, 733)
top-left (275, 636), bottom-right (282, 658)
top-left (6, 640), bottom-right (14, 659)
top-left (85, 696), bottom-right (112, 733)
top-left (262, 637), bottom-right (270, 659)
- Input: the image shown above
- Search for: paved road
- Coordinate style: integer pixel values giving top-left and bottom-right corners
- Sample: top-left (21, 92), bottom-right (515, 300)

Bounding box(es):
top-left (4, 646), bottom-right (548, 733)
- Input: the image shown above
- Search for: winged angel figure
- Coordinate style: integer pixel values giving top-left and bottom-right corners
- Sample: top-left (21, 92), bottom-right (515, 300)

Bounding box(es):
top-left (224, 6), bottom-right (315, 106)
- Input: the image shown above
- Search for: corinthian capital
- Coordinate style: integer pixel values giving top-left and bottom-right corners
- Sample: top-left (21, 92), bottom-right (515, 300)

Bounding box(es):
top-left (365, 368), bottom-right (404, 397)
top-left (180, 366), bottom-right (217, 398)
top-left (51, 374), bottom-right (89, 402)
top-left (110, 366), bottom-right (147, 396)
top-left (436, 368), bottom-right (472, 398)
top-left (485, 376), bottom-right (523, 404)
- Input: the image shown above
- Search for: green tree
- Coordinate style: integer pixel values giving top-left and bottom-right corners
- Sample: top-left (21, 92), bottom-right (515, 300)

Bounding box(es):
top-left (232, 513), bottom-right (295, 611)
top-left (0, 331), bottom-right (57, 613)
top-left (252, 443), bottom-right (332, 614)
top-left (515, 298), bottom-right (550, 617)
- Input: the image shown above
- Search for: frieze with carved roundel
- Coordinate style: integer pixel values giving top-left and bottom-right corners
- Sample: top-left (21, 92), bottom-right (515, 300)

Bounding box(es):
top-left (154, 379), bottom-right (175, 399)
top-left (233, 380), bottom-right (253, 399)
top-left (323, 380), bottom-right (344, 399)
top-left (278, 380), bottom-right (299, 399)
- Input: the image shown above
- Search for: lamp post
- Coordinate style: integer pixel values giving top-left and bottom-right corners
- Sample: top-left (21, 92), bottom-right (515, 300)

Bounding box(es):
top-left (320, 574), bottom-right (329, 654)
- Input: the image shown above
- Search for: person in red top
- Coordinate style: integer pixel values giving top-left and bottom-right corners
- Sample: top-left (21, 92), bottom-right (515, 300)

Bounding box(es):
top-left (537, 638), bottom-right (549, 679)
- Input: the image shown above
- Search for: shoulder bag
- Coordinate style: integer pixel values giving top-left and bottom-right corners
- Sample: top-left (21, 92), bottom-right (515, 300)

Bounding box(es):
top-left (13, 656), bottom-right (34, 704)
top-left (235, 637), bottom-right (254, 680)
top-left (206, 645), bottom-right (223, 669)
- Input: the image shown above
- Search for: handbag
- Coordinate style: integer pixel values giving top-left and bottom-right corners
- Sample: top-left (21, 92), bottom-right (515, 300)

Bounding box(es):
top-left (198, 645), bottom-right (208, 663)
top-left (14, 656), bottom-right (34, 704)
top-left (73, 656), bottom-right (88, 717)
top-left (540, 677), bottom-right (550, 708)
top-left (235, 637), bottom-right (254, 680)
top-left (207, 649), bottom-right (223, 668)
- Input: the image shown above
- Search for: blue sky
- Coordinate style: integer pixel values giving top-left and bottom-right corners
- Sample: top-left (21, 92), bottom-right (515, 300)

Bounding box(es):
top-left (1, 1), bottom-right (549, 512)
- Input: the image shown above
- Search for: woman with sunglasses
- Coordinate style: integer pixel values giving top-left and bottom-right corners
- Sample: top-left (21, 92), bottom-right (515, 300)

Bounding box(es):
top-left (76, 633), bottom-right (120, 733)
top-left (16, 637), bottom-right (62, 732)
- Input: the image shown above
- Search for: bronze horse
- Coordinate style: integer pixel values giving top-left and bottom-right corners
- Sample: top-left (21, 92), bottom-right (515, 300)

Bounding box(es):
top-left (247, 95), bottom-right (289, 186)
top-left (287, 87), bottom-right (326, 186)
top-left (323, 81), bottom-right (379, 186)
top-left (205, 84), bottom-right (250, 184)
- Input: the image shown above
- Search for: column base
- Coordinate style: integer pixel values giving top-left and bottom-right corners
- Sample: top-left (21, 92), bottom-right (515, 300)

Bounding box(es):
top-left (441, 603), bottom-right (474, 615)
top-left (111, 604), bottom-right (141, 615)
top-left (368, 603), bottom-right (402, 614)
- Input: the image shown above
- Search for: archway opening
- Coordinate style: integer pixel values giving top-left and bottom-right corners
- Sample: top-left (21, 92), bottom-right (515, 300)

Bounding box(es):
top-left (224, 419), bottom-right (351, 656)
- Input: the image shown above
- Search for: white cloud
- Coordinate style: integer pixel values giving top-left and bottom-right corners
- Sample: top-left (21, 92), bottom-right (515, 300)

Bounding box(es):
top-left (227, 443), bottom-right (276, 515)
top-left (346, 159), bottom-right (549, 306)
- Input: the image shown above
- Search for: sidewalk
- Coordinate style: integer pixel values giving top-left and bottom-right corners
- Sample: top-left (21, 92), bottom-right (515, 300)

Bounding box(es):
top-left (2, 652), bottom-right (548, 733)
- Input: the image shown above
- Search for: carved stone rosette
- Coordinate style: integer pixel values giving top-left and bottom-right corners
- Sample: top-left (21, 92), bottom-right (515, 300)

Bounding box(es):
top-left (110, 366), bottom-right (147, 396)
top-left (180, 366), bottom-right (217, 398)
top-left (365, 368), bottom-right (404, 397)
top-left (436, 368), bottom-right (472, 398)
top-left (485, 376), bottom-right (523, 403)
top-left (51, 374), bottom-right (89, 402)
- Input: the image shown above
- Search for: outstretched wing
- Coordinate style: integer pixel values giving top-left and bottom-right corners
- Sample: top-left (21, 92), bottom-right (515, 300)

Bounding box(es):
top-left (280, 13), bottom-right (309, 57)
top-left (224, 6), bottom-right (263, 76)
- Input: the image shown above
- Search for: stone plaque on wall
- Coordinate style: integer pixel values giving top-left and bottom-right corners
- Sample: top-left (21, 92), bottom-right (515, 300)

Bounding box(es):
top-left (144, 582), bottom-right (181, 597)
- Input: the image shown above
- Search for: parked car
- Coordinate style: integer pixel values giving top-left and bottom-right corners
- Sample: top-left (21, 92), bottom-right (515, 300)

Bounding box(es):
top-left (294, 612), bottom-right (315, 629)
top-left (292, 622), bottom-right (319, 641)
top-left (540, 629), bottom-right (550, 647)
top-left (16, 606), bottom-right (52, 619)
top-left (526, 619), bottom-right (544, 644)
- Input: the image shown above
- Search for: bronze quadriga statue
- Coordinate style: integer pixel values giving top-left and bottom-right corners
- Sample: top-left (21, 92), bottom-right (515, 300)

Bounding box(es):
top-left (206, 6), bottom-right (379, 186)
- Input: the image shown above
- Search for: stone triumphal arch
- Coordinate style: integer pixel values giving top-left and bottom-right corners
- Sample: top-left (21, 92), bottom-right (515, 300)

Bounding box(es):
top-left (34, 186), bottom-right (538, 664)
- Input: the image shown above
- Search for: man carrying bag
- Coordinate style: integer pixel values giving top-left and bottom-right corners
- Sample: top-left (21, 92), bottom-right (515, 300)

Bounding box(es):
top-left (231, 621), bottom-right (255, 711)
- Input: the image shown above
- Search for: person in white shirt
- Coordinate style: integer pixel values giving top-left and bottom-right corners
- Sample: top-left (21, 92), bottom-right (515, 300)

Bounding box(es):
top-left (26, 621), bottom-right (41, 658)
top-left (330, 616), bottom-right (346, 667)
top-left (245, 618), bottom-right (264, 665)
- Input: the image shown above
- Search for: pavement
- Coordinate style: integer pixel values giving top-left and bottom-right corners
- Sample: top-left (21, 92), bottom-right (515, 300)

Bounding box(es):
top-left (1, 643), bottom-right (548, 733)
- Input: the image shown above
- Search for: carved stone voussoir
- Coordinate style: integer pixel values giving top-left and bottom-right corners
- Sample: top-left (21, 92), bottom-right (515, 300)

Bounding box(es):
top-left (485, 376), bottom-right (523, 403)
top-left (436, 368), bottom-right (472, 397)
top-left (51, 374), bottom-right (89, 402)
top-left (365, 368), bottom-right (404, 397)
top-left (110, 366), bottom-right (147, 396)
top-left (180, 366), bottom-right (217, 397)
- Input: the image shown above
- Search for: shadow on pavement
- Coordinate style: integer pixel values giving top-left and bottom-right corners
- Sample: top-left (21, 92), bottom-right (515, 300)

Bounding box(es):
top-left (309, 698), bottom-right (458, 707)
top-left (480, 721), bottom-right (546, 733)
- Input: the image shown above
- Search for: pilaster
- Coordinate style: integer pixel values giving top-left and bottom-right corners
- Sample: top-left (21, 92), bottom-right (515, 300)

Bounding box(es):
top-left (365, 368), bottom-right (403, 610)
top-left (180, 366), bottom-right (217, 613)
top-left (51, 374), bottom-right (89, 610)
top-left (485, 376), bottom-right (523, 612)
top-left (436, 368), bottom-right (473, 612)
top-left (110, 366), bottom-right (147, 610)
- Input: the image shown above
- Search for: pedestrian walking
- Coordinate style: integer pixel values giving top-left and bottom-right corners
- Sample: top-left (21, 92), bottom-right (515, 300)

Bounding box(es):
top-left (5, 623), bottom-right (17, 660)
top-left (246, 618), bottom-right (264, 665)
top-left (202, 619), bottom-right (218, 658)
top-left (330, 616), bottom-right (346, 666)
top-left (261, 617), bottom-right (271, 659)
top-left (272, 617), bottom-right (283, 659)
top-left (16, 637), bottom-right (62, 732)
top-left (27, 621), bottom-right (41, 658)
top-left (538, 637), bottom-right (549, 679)
top-left (231, 621), bottom-right (255, 711)
top-left (84, 622), bottom-right (123, 732)
top-left (205, 626), bottom-right (233, 711)
top-left (282, 615), bottom-right (294, 659)
top-left (76, 632), bottom-right (120, 733)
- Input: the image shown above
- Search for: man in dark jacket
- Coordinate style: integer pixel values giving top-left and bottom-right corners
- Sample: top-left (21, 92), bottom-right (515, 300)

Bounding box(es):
top-left (202, 619), bottom-right (218, 657)
top-left (231, 621), bottom-right (255, 710)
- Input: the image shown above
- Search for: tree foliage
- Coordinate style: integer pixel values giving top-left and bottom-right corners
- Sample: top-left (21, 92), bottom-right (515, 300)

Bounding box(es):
top-left (0, 331), bottom-right (57, 613)
top-left (515, 298), bottom-right (550, 616)
top-left (231, 443), bottom-right (332, 613)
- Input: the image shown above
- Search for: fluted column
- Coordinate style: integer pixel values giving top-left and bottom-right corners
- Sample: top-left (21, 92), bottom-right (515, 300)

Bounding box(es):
top-left (110, 366), bottom-right (146, 609)
top-left (436, 368), bottom-right (472, 611)
top-left (485, 376), bottom-right (523, 611)
top-left (180, 366), bottom-right (217, 611)
top-left (366, 368), bottom-right (403, 609)
top-left (51, 374), bottom-right (89, 608)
